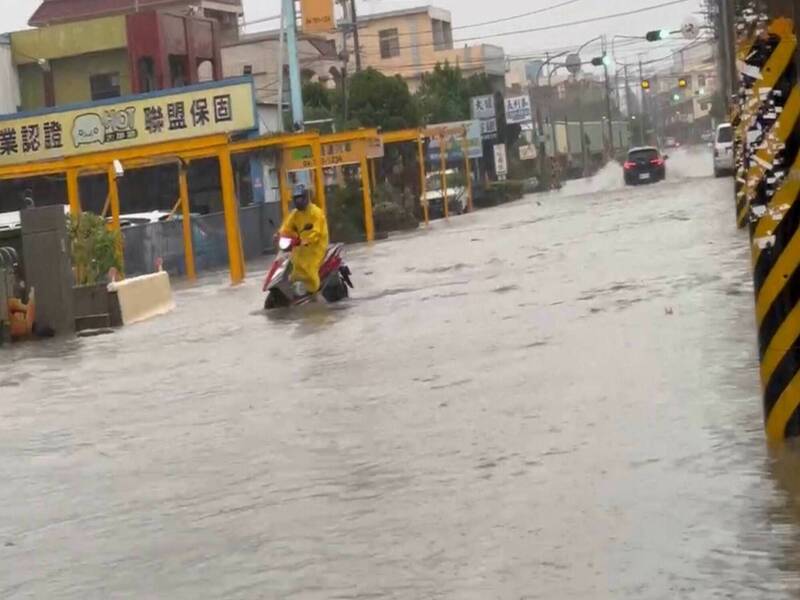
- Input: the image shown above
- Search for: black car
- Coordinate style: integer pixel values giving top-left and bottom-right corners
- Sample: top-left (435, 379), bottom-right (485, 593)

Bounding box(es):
top-left (623, 147), bottom-right (667, 185)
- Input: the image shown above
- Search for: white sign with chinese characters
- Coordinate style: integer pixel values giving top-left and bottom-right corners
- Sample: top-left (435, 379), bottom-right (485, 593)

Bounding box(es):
top-left (471, 95), bottom-right (497, 139)
top-left (0, 78), bottom-right (257, 167)
top-left (519, 145), bottom-right (537, 161)
top-left (504, 95), bottom-right (533, 124)
top-left (471, 95), bottom-right (496, 120)
top-left (494, 143), bottom-right (508, 180)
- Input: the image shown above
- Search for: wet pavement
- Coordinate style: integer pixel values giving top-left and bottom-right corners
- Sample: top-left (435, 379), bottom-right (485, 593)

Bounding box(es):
top-left (3, 147), bottom-right (800, 598)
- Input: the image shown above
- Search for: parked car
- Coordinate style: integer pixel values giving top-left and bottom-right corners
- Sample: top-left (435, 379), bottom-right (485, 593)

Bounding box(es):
top-left (713, 122), bottom-right (734, 177)
top-left (664, 137), bottom-right (680, 149)
top-left (623, 147), bottom-right (668, 185)
top-left (423, 169), bottom-right (466, 217)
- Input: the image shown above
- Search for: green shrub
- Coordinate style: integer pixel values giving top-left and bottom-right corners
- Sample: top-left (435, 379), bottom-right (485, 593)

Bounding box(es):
top-left (68, 212), bottom-right (123, 286)
top-left (372, 182), bottom-right (419, 233)
top-left (327, 185), bottom-right (366, 243)
top-left (473, 180), bottom-right (525, 208)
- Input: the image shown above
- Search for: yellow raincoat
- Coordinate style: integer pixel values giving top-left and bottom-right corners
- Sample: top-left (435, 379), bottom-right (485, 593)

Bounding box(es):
top-left (279, 203), bottom-right (329, 293)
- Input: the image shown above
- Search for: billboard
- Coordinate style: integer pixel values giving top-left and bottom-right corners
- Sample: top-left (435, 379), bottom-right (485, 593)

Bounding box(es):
top-left (301, 0), bottom-right (335, 33)
top-left (0, 79), bottom-right (257, 168)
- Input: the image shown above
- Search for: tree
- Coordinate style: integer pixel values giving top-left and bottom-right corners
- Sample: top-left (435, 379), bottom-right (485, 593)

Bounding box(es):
top-left (416, 62), bottom-right (493, 124)
top-left (345, 68), bottom-right (420, 131)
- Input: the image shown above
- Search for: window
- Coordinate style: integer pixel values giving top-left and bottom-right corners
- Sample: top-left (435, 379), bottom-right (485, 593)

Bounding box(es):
top-left (137, 57), bottom-right (155, 93)
top-left (717, 125), bottom-right (733, 143)
top-left (169, 55), bottom-right (188, 87)
top-left (90, 73), bottom-right (121, 101)
top-left (698, 74), bottom-right (707, 87)
top-left (379, 28), bottom-right (400, 59)
top-left (432, 19), bottom-right (453, 51)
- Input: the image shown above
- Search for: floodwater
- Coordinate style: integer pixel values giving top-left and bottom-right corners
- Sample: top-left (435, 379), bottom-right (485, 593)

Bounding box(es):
top-left (3, 147), bottom-right (800, 598)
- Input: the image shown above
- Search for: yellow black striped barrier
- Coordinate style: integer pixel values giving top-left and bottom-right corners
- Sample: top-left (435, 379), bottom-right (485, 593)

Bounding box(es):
top-left (735, 19), bottom-right (797, 229)
top-left (746, 17), bottom-right (800, 442)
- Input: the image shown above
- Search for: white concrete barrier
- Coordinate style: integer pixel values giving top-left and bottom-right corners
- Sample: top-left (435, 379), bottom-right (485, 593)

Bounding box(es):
top-left (108, 271), bottom-right (174, 325)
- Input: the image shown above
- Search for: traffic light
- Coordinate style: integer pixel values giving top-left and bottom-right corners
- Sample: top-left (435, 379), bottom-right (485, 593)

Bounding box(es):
top-left (673, 93), bottom-right (681, 102)
top-left (641, 79), bottom-right (651, 91)
top-left (591, 54), bottom-right (612, 67)
top-left (646, 29), bottom-right (671, 42)
top-left (678, 77), bottom-right (688, 88)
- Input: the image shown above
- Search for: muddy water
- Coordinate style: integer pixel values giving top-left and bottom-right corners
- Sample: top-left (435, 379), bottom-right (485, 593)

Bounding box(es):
top-left (2, 148), bottom-right (800, 598)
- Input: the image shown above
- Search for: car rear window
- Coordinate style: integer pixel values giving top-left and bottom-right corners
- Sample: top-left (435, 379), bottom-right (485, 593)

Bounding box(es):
top-left (717, 126), bottom-right (733, 143)
top-left (628, 149), bottom-right (659, 161)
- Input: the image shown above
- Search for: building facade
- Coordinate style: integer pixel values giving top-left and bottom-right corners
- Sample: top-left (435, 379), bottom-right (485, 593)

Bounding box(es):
top-left (330, 5), bottom-right (506, 92)
top-left (11, 11), bottom-right (225, 112)
top-left (0, 36), bottom-right (21, 115)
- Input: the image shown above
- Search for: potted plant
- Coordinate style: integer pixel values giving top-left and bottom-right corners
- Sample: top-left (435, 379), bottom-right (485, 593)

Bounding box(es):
top-left (68, 213), bottom-right (124, 329)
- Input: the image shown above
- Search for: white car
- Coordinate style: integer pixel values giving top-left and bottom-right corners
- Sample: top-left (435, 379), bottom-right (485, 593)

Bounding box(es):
top-left (422, 169), bottom-right (466, 217)
top-left (713, 123), bottom-right (734, 177)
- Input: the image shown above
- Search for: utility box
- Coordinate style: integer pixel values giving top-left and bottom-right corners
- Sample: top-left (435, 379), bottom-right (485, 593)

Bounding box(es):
top-left (21, 206), bottom-right (74, 336)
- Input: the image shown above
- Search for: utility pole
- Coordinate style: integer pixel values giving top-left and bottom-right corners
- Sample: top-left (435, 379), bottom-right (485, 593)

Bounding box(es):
top-left (349, 0), bottom-right (362, 72)
top-left (638, 56), bottom-right (647, 145)
top-left (283, 0), bottom-right (304, 131)
top-left (602, 38), bottom-right (614, 157)
top-left (718, 0), bottom-right (733, 100)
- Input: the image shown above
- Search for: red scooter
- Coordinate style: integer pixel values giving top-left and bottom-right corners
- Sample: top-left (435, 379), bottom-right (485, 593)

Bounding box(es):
top-left (262, 235), bottom-right (353, 309)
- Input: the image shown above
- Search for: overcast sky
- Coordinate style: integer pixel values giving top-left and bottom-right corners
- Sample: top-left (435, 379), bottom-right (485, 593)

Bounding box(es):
top-left (6, 0), bottom-right (707, 70)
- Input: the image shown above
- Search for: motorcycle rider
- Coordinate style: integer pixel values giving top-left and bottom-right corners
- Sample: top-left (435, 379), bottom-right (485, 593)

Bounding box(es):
top-left (279, 183), bottom-right (329, 297)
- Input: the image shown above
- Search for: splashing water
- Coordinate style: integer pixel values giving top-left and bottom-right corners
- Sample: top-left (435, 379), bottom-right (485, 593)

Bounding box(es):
top-left (665, 145), bottom-right (714, 180)
top-left (559, 161), bottom-right (625, 198)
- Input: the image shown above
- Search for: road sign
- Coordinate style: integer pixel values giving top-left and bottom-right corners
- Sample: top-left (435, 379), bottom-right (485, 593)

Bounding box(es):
top-left (494, 143), bottom-right (508, 180)
top-left (519, 145), bottom-right (537, 161)
top-left (681, 16), bottom-right (700, 40)
top-left (505, 95), bottom-right (533, 124)
top-left (470, 95), bottom-right (496, 120)
top-left (479, 118), bottom-right (498, 139)
top-left (565, 53), bottom-right (582, 75)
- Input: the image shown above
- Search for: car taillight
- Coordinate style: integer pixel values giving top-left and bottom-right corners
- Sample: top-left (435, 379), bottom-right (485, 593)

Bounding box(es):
top-left (624, 161), bottom-right (636, 170)
top-left (650, 158), bottom-right (665, 166)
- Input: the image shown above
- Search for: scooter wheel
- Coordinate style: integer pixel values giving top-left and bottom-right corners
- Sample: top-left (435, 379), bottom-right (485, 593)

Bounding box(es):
top-left (322, 279), bottom-right (349, 303)
top-left (264, 290), bottom-right (289, 310)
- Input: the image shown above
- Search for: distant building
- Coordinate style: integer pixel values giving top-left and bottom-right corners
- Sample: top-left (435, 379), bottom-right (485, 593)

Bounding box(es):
top-left (330, 5), bottom-right (506, 93)
top-left (28, 0), bottom-right (243, 42)
top-left (0, 36), bottom-right (20, 115)
top-left (222, 31), bottom-right (342, 133)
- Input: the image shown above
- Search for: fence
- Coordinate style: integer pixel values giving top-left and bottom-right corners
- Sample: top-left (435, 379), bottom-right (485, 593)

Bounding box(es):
top-left (122, 203), bottom-right (281, 278)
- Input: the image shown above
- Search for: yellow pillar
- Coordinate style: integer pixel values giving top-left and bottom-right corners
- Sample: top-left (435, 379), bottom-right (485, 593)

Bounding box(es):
top-left (178, 163), bottom-right (197, 281)
top-left (311, 140), bottom-right (327, 214)
top-left (360, 155), bottom-right (375, 242)
top-left (66, 169), bottom-right (81, 217)
top-left (218, 148), bottom-right (245, 285)
top-left (417, 133), bottom-right (429, 226)
top-left (439, 134), bottom-right (449, 219)
top-left (462, 137), bottom-right (474, 213)
top-left (106, 164), bottom-right (123, 271)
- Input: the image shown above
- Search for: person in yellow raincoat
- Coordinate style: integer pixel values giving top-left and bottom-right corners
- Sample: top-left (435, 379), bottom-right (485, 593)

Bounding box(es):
top-left (279, 184), bottom-right (329, 296)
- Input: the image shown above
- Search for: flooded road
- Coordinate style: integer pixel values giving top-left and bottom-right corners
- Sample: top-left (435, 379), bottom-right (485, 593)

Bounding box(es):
top-left (3, 148), bottom-right (800, 598)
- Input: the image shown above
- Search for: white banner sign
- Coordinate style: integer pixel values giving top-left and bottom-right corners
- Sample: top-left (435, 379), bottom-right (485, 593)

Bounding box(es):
top-left (505, 95), bottom-right (533, 124)
top-left (494, 143), bottom-right (508, 179)
top-left (479, 118), bottom-right (498, 139)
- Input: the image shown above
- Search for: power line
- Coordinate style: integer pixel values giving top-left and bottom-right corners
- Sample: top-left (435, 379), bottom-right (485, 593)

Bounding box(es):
top-left (355, 0), bottom-right (588, 39)
top-left (379, 0), bottom-right (694, 55)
